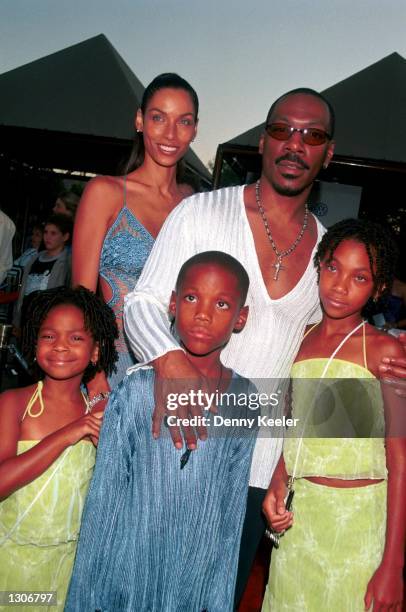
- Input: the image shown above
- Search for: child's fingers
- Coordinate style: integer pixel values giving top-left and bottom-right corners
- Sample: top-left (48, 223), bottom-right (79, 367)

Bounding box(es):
top-left (91, 411), bottom-right (104, 419)
top-left (364, 584), bottom-right (372, 610)
top-left (90, 435), bottom-right (99, 447)
top-left (267, 511), bottom-right (293, 531)
top-left (88, 415), bottom-right (103, 428)
top-left (85, 422), bottom-right (102, 437)
top-left (267, 519), bottom-right (293, 534)
top-left (263, 484), bottom-right (287, 523)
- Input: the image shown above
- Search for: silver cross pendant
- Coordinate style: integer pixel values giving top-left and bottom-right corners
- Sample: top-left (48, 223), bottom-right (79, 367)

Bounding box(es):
top-left (272, 257), bottom-right (285, 281)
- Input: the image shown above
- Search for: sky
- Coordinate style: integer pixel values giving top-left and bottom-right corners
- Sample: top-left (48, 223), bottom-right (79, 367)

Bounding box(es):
top-left (1, 0), bottom-right (406, 168)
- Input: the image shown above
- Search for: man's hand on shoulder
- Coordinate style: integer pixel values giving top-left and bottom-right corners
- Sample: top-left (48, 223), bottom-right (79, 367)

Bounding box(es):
top-left (152, 351), bottom-right (209, 449)
top-left (378, 332), bottom-right (406, 397)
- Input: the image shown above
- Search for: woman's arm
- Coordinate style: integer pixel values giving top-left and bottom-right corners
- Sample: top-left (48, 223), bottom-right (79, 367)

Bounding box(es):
top-left (72, 177), bottom-right (120, 397)
top-left (0, 389), bottom-right (103, 500)
top-left (72, 176), bottom-right (119, 291)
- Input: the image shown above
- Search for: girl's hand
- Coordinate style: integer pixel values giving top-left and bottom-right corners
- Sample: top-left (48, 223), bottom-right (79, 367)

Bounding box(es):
top-left (364, 562), bottom-right (404, 610)
top-left (64, 411), bottom-right (104, 447)
top-left (263, 478), bottom-right (293, 533)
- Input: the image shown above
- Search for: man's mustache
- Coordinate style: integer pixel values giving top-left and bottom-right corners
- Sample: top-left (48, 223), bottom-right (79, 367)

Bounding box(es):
top-left (275, 153), bottom-right (309, 170)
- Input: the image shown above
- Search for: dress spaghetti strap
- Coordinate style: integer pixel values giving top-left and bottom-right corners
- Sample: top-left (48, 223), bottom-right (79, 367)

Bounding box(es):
top-left (22, 381), bottom-right (90, 422)
top-left (362, 321), bottom-right (368, 370)
top-left (302, 322), bottom-right (320, 340)
top-left (123, 175), bottom-right (127, 207)
top-left (22, 381), bottom-right (45, 420)
top-left (302, 320), bottom-right (368, 369)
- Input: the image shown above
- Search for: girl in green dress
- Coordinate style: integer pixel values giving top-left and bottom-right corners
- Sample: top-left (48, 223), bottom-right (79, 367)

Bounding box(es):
top-left (263, 219), bottom-right (406, 611)
top-left (0, 286), bottom-right (117, 611)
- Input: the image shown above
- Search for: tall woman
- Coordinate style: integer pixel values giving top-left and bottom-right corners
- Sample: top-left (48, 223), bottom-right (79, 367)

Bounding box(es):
top-left (72, 73), bottom-right (199, 387)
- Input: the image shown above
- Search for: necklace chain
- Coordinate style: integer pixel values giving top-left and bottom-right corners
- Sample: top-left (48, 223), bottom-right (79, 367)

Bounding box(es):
top-left (255, 179), bottom-right (309, 281)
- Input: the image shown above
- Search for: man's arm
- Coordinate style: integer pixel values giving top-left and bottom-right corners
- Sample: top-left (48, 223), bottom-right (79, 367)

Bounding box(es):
top-left (124, 195), bottom-right (209, 448)
top-left (124, 197), bottom-right (197, 365)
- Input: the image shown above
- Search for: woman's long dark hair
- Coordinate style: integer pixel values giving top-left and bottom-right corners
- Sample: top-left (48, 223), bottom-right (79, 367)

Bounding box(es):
top-left (121, 73), bottom-right (199, 176)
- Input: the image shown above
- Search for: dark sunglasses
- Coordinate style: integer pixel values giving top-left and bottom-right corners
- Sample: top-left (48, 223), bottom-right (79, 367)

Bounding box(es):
top-left (265, 123), bottom-right (331, 146)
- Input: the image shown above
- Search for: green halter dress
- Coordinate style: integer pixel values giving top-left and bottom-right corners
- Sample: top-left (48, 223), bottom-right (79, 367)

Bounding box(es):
top-left (262, 322), bottom-right (387, 612)
top-left (0, 384), bottom-right (96, 611)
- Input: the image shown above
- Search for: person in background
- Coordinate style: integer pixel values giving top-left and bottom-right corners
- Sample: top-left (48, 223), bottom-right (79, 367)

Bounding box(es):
top-left (0, 209), bottom-right (16, 285)
top-left (381, 273), bottom-right (406, 331)
top-left (13, 214), bottom-right (72, 328)
top-left (53, 190), bottom-right (80, 220)
top-left (72, 73), bottom-right (199, 389)
top-left (14, 223), bottom-right (43, 268)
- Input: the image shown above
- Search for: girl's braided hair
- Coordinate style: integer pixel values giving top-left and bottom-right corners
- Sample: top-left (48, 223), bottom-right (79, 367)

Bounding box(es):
top-left (314, 218), bottom-right (398, 302)
top-left (22, 286), bottom-right (118, 383)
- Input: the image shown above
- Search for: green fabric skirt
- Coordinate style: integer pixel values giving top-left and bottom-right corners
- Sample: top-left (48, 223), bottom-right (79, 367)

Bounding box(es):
top-left (0, 441), bottom-right (95, 612)
top-left (262, 478), bottom-right (386, 612)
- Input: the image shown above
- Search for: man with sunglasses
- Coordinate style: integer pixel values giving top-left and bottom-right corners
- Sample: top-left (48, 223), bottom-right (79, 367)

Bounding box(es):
top-left (124, 88), bottom-right (405, 605)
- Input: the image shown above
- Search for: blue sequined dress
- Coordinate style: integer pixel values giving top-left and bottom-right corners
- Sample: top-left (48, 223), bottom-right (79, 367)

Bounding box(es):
top-left (99, 178), bottom-right (154, 387)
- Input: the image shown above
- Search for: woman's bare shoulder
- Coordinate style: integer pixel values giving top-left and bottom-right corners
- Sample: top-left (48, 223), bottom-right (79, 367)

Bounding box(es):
top-left (83, 175), bottom-right (125, 199)
top-left (78, 175), bottom-right (125, 220)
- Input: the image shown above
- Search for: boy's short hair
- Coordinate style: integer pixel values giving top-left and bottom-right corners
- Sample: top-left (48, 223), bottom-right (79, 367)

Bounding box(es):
top-left (45, 213), bottom-right (73, 239)
top-left (175, 251), bottom-right (250, 305)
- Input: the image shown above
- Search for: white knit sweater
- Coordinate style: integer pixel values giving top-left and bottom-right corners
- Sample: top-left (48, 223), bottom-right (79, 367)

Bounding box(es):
top-left (124, 185), bottom-right (323, 489)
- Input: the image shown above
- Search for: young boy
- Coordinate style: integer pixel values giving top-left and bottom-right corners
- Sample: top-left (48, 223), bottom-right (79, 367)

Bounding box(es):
top-left (66, 251), bottom-right (258, 612)
top-left (14, 214), bottom-right (72, 327)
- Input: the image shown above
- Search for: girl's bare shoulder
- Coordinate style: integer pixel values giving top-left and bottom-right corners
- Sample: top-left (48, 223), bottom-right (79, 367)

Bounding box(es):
top-left (366, 324), bottom-right (404, 374)
top-left (0, 385), bottom-right (37, 421)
